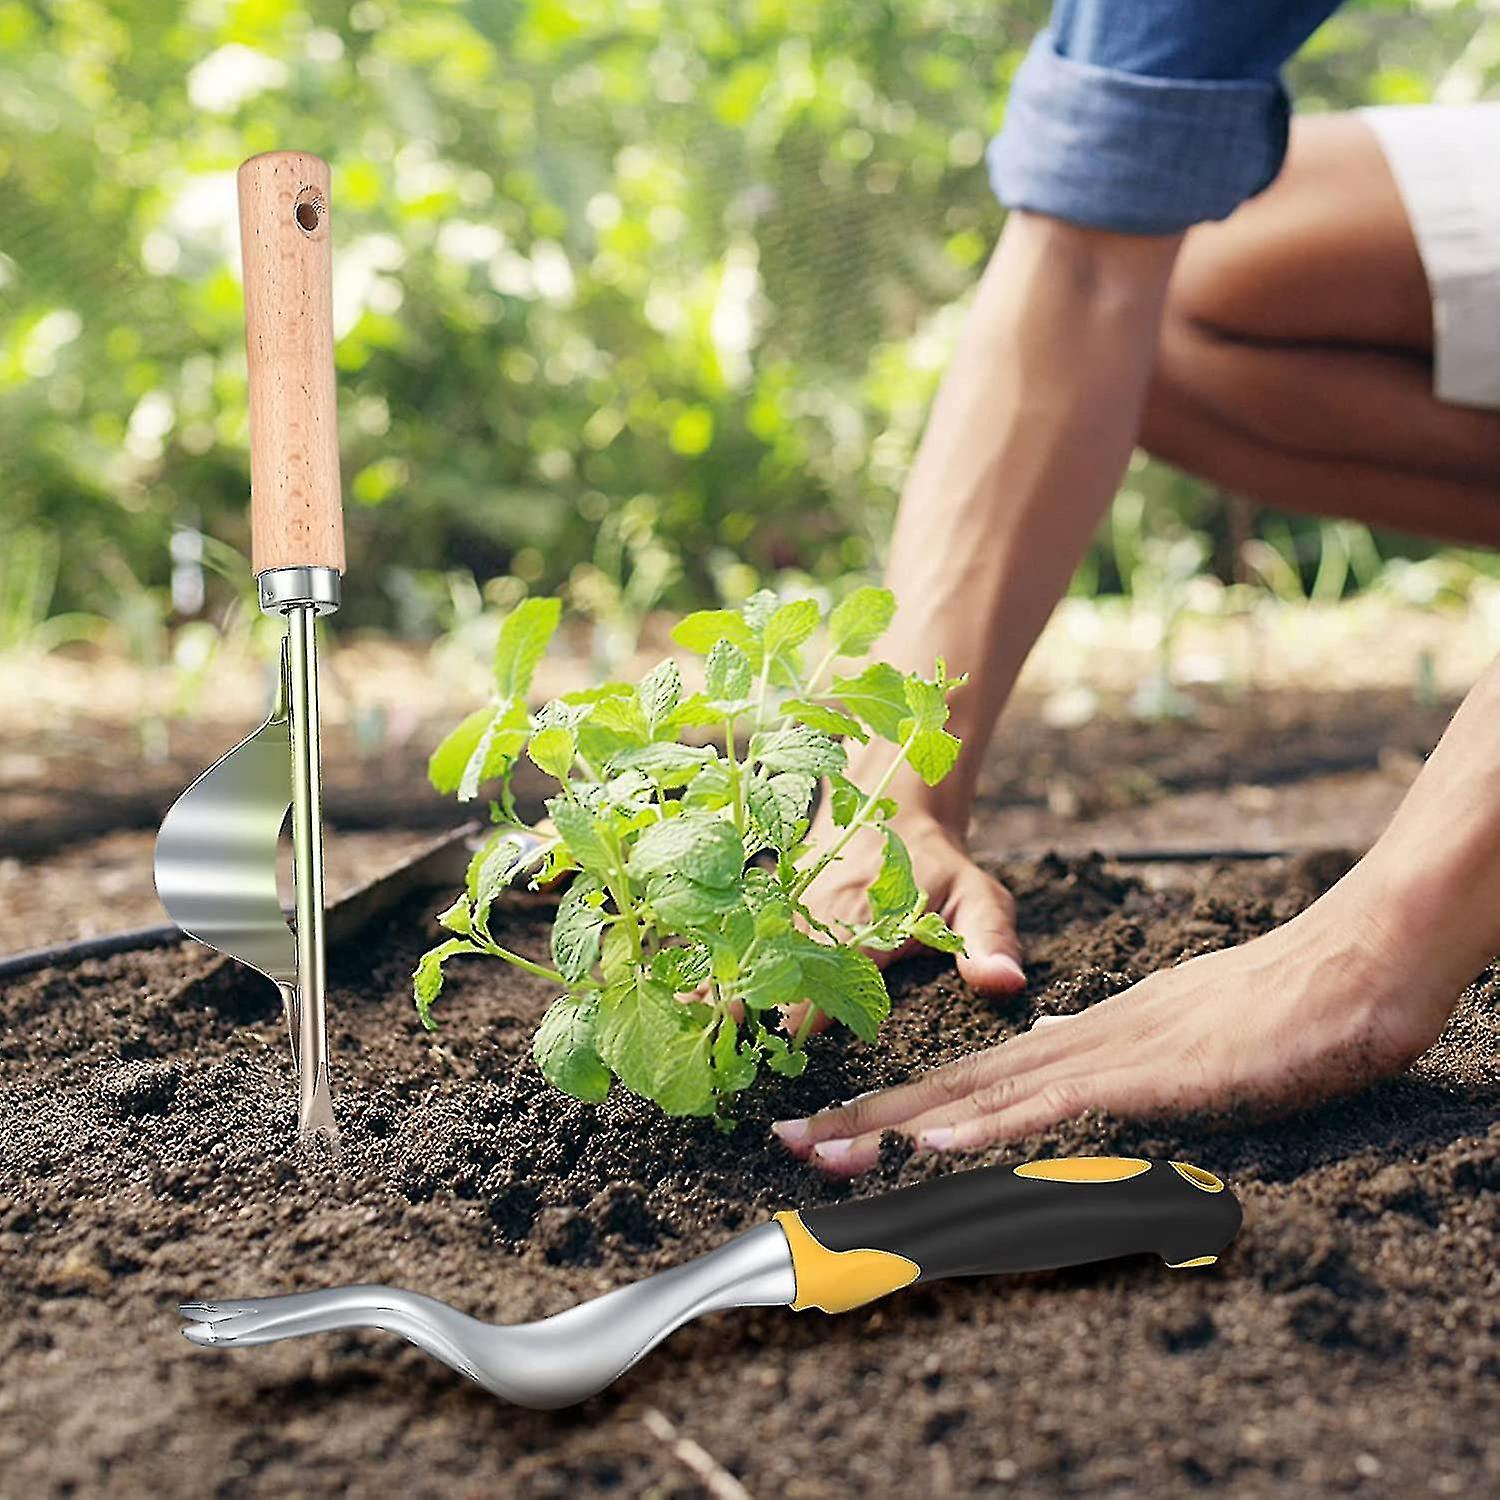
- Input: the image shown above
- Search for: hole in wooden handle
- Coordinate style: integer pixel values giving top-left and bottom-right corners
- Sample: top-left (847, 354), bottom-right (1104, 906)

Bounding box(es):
top-left (294, 189), bottom-right (324, 235)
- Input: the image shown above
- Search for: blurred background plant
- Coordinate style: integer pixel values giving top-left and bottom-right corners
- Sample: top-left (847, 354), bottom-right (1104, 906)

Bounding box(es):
top-left (3, 0), bottom-right (1499, 679)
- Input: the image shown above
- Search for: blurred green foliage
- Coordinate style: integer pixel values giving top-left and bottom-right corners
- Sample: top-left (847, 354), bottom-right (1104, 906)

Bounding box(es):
top-left (0, 0), bottom-right (1493, 636)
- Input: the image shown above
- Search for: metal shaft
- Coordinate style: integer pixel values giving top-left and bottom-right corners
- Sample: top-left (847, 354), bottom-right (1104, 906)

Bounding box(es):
top-left (286, 604), bottom-right (337, 1144)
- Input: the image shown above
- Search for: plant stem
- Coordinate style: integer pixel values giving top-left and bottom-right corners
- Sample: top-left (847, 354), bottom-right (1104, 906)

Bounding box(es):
top-left (792, 1002), bottom-right (820, 1049)
top-left (789, 728), bottom-right (920, 901)
top-left (477, 938), bottom-right (565, 986)
top-left (722, 714), bottom-right (746, 833)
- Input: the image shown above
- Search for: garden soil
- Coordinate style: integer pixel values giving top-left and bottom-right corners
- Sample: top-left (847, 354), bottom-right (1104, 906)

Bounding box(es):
top-left (3, 851), bottom-right (1497, 1498)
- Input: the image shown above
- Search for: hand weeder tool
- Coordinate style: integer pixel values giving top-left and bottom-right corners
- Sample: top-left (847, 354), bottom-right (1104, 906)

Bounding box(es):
top-left (154, 152), bottom-right (346, 1144)
top-left (179, 1156), bottom-right (1241, 1409)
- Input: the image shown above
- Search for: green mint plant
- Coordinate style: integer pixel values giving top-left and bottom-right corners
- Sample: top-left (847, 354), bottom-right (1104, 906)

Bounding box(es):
top-left (414, 587), bottom-right (966, 1122)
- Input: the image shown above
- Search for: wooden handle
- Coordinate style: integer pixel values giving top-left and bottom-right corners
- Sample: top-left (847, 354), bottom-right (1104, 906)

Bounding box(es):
top-left (238, 151), bottom-right (346, 575)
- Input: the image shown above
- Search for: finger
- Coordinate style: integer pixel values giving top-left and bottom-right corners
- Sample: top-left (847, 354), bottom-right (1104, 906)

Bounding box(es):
top-left (922, 1060), bottom-right (1150, 1153)
top-left (804, 1028), bottom-right (1117, 1173)
top-left (773, 1003), bottom-right (1120, 1158)
top-left (945, 866), bottom-right (1026, 995)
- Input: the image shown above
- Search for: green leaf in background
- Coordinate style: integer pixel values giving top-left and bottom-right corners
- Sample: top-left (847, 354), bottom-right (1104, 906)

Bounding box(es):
top-left (789, 934), bottom-right (889, 1042)
top-left (831, 662), bottom-right (910, 742)
top-left (413, 938), bottom-right (483, 1030)
top-left (828, 585), bottom-right (897, 656)
top-left (763, 1031), bottom-right (809, 1078)
top-left (672, 610), bottom-right (754, 656)
top-left (551, 878), bottom-right (606, 982)
top-left (682, 759), bottom-right (733, 809)
top-left (627, 813), bottom-right (745, 887)
top-left (534, 995), bottom-right (612, 1104)
top-left (457, 701), bottom-right (531, 802)
top-left (866, 826), bottom-right (919, 922)
top-left (494, 597), bottom-right (562, 702)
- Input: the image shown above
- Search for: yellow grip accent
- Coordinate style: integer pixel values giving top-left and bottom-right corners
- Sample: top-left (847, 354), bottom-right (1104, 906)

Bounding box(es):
top-left (1014, 1157), bottom-right (1151, 1184)
top-left (773, 1211), bottom-right (920, 1314)
top-left (1170, 1162), bottom-right (1225, 1193)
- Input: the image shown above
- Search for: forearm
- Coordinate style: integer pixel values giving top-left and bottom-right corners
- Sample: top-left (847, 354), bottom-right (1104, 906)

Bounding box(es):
top-left (875, 212), bottom-right (1182, 824)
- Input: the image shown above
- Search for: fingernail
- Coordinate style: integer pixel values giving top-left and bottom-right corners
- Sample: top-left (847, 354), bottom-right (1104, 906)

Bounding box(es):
top-left (812, 1138), bottom-right (854, 1162)
top-left (995, 955), bottom-right (1026, 984)
top-left (839, 1089), bottom-right (878, 1107)
top-left (918, 1127), bottom-right (956, 1149)
top-left (771, 1119), bottom-right (809, 1145)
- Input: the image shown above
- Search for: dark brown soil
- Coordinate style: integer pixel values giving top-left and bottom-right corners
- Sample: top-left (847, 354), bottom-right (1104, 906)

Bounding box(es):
top-left (3, 852), bottom-right (1497, 1499)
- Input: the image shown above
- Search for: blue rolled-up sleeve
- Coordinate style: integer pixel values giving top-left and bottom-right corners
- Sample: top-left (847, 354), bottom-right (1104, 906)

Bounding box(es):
top-left (988, 4), bottom-right (1340, 236)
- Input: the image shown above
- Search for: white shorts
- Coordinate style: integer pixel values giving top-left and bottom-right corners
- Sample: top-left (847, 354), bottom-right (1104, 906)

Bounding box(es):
top-left (1361, 103), bottom-right (1500, 411)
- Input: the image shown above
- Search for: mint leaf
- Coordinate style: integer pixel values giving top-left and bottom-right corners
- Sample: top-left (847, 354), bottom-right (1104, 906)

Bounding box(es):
top-left (828, 772), bottom-right (863, 828)
top-left (494, 596), bottom-right (561, 701)
top-left (901, 674), bottom-right (950, 734)
top-left (683, 759), bottom-right (733, 810)
top-left (645, 872), bottom-right (743, 929)
top-left (746, 771), bottom-right (815, 851)
top-left (638, 659), bottom-right (682, 734)
top-left (551, 879), bottom-right (605, 982)
top-left (655, 1022), bottom-right (717, 1116)
top-left (789, 933), bottom-right (889, 1042)
top-left (467, 828), bottom-right (535, 928)
top-left (533, 995), bottom-right (611, 1103)
top-left (828, 585), bottom-right (896, 656)
top-left (832, 662), bottom-right (909, 742)
top-left (736, 944), bottom-right (801, 1010)
top-left (528, 724), bottom-right (576, 781)
top-left (596, 972), bottom-right (693, 1098)
top-left (762, 1029), bottom-right (809, 1077)
top-left (713, 1019), bottom-right (759, 1093)
top-left (905, 727), bottom-right (961, 786)
top-left (457, 701), bottom-right (530, 802)
top-left (705, 638), bottom-right (753, 701)
top-left (587, 693), bottom-right (651, 745)
top-left (764, 597), bottom-right (819, 656)
top-left (652, 942), bottom-right (711, 992)
top-left (548, 797), bottom-right (616, 881)
top-left (867, 827), bottom-right (920, 922)
top-left (741, 589), bottom-right (779, 631)
top-left (782, 699), bottom-right (867, 741)
top-left (751, 724), bottom-right (846, 777)
top-left (910, 909), bottom-right (966, 955)
top-left (672, 609), bottom-right (754, 655)
top-left (413, 938), bottom-right (482, 1030)
top-left (608, 741), bottom-right (717, 787)
top-left (628, 813), bottom-right (745, 887)
top-left (435, 894), bottom-right (471, 935)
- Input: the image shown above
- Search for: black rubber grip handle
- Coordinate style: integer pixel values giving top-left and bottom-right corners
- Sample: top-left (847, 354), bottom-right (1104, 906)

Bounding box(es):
top-left (792, 1158), bottom-right (1240, 1301)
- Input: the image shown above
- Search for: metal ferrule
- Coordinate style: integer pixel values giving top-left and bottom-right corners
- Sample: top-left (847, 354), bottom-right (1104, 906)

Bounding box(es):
top-left (258, 565), bottom-right (342, 617)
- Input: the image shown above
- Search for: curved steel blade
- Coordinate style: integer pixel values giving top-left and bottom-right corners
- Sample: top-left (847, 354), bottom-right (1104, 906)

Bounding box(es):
top-left (153, 707), bottom-right (295, 988)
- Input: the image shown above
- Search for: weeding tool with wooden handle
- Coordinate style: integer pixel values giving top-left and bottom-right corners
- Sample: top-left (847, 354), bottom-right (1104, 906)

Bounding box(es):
top-left (179, 1157), bottom-right (1242, 1408)
top-left (154, 152), bottom-right (344, 1144)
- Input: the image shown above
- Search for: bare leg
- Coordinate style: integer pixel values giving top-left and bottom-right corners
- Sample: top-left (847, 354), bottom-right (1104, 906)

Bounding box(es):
top-left (1142, 114), bottom-right (1500, 540)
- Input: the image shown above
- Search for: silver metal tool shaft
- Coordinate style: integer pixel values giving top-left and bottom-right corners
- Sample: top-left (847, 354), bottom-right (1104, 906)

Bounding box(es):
top-left (264, 565), bottom-right (340, 1144)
